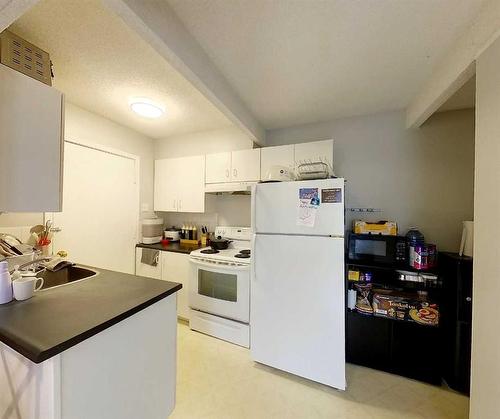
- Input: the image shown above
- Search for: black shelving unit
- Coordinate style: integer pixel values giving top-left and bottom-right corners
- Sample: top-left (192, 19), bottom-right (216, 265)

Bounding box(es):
top-left (438, 252), bottom-right (472, 395)
top-left (346, 259), bottom-right (443, 384)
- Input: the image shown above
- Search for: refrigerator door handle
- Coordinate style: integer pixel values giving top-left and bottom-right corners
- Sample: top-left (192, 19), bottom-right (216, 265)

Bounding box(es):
top-left (251, 233), bottom-right (256, 282)
top-left (251, 184), bottom-right (257, 233)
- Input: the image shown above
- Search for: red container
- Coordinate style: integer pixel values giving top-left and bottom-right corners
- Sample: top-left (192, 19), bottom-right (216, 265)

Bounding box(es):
top-left (413, 245), bottom-right (429, 270)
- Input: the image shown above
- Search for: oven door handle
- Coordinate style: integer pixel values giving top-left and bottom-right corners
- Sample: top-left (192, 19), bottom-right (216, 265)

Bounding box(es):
top-left (189, 258), bottom-right (250, 271)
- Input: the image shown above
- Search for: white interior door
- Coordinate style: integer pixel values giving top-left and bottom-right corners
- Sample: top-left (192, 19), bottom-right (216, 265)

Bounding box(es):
top-left (50, 141), bottom-right (138, 274)
top-left (251, 233), bottom-right (345, 389)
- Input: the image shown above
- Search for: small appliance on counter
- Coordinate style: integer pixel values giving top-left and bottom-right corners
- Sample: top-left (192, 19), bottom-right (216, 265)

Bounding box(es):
top-left (163, 227), bottom-right (180, 242)
top-left (141, 215), bottom-right (163, 244)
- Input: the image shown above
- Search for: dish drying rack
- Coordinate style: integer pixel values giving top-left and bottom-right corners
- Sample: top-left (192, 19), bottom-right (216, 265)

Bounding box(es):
top-left (296, 160), bottom-right (334, 180)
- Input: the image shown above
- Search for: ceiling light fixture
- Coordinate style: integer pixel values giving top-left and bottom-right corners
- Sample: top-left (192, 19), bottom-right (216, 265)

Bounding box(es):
top-left (129, 98), bottom-right (165, 118)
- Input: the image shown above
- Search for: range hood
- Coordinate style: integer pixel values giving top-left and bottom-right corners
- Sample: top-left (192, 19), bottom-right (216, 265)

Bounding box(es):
top-left (205, 182), bottom-right (257, 195)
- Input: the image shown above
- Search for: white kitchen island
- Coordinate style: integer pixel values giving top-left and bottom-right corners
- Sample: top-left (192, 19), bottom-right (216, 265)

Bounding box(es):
top-left (0, 268), bottom-right (180, 419)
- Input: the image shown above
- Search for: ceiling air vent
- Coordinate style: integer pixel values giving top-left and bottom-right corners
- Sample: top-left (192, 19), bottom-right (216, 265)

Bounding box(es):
top-left (0, 30), bottom-right (52, 86)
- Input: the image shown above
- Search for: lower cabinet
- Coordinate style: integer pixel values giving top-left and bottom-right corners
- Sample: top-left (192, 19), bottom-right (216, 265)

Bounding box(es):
top-left (161, 251), bottom-right (190, 321)
top-left (346, 310), bottom-right (442, 384)
top-left (135, 248), bottom-right (190, 320)
top-left (135, 248), bottom-right (161, 279)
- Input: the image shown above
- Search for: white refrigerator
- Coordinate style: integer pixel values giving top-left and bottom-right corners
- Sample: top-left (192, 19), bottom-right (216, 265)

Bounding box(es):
top-left (250, 178), bottom-right (346, 390)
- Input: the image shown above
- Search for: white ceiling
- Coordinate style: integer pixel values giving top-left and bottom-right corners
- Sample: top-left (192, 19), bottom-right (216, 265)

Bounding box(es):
top-left (167, 0), bottom-right (485, 130)
top-left (10, 0), bottom-right (232, 140)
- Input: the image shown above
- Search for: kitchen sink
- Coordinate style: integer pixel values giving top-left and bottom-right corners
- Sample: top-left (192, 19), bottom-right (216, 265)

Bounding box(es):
top-left (38, 266), bottom-right (98, 290)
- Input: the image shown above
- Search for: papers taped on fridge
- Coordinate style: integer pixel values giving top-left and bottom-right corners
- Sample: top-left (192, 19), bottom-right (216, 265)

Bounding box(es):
top-left (297, 188), bottom-right (320, 227)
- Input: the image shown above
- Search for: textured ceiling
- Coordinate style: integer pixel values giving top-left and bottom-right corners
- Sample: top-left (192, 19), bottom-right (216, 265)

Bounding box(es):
top-left (10, 0), bottom-right (231, 140)
top-left (167, 0), bottom-right (485, 129)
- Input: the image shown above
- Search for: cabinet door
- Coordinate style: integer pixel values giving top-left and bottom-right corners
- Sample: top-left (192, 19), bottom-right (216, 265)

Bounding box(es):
top-left (154, 158), bottom-right (178, 211)
top-left (135, 248), bottom-right (162, 279)
top-left (205, 152), bottom-right (231, 183)
top-left (231, 149), bottom-right (261, 181)
top-left (177, 155), bottom-right (205, 212)
top-left (0, 64), bottom-right (64, 212)
top-left (260, 145), bottom-right (294, 180)
top-left (162, 251), bottom-right (190, 320)
top-left (294, 139), bottom-right (334, 176)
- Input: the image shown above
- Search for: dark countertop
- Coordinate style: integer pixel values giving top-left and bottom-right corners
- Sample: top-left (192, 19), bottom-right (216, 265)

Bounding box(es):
top-left (136, 241), bottom-right (203, 254)
top-left (0, 267), bottom-right (181, 364)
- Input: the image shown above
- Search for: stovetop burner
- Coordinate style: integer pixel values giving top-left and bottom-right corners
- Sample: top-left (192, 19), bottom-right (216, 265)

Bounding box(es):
top-left (239, 249), bottom-right (251, 255)
top-left (200, 248), bottom-right (219, 254)
top-left (235, 253), bottom-right (250, 259)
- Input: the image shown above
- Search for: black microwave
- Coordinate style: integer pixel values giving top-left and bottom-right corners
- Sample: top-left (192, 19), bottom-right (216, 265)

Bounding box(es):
top-left (348, 233), bottom-right (406, 265)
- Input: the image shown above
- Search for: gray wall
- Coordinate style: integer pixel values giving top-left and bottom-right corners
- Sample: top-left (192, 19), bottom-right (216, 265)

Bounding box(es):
top-left (268, 109), bottom-right (474, 251)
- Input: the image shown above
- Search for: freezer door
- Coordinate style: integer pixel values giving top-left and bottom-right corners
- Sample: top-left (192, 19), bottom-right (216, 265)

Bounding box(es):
top-left (252, 179), bottom-right (344, 236)
top-left (250, 234), bottom-right (346, 389)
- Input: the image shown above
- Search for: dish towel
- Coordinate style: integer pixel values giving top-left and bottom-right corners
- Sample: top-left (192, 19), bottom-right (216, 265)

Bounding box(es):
top-left (141, 248), bottom-right (159, 267)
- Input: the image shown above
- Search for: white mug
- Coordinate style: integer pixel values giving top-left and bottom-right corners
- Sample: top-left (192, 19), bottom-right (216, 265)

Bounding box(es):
top-left (13, 277), bottom-right (44, 301)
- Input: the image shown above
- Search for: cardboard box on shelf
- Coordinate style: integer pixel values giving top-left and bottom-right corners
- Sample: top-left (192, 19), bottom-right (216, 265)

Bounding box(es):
top-left (372, 289), bottom-right (439, 326)
top-left (353, 220), bottom-right (397, 236)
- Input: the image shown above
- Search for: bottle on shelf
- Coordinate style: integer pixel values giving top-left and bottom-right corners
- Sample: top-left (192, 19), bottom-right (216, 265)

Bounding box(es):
top-left (406, 227), bottom-right (425, 268)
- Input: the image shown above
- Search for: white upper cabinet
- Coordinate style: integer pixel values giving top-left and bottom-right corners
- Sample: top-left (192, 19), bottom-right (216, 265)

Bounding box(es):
top-left (205, 152), bottom-right (231, 183)
top-left (154, 155), bottom-right (205, 213)
top-left (260, 145), bottom-right (295, 179)
top-left (154, 158), bottom-right (178, 212)
top-left (0, 64), bottom-right (64, 212)
top-left (205, 149), bottom-right (261, 183)
top-left (294, 139), bottom-right (334, 176)
top-left (231, 149), bottom-right (261, 182)
top-left (177, 155), bottom-right (205, 212)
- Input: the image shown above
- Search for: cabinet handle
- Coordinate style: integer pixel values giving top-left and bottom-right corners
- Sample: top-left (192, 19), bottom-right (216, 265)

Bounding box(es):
top-left (226, 169), bottom-right (230, 178)
top-left (233, 168), bottom-right (237, 178)
top-left (173, 199), bottom-right (176, 209)
top-left (179, 200), bottom-right (182, 211)
top-left (466, 297), bottom-right (472, 302)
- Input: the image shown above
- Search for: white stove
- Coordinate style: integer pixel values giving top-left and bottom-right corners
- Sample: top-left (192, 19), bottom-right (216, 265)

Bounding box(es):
top-left (190, 226), bottom-right (252, 265)
top-left (188, 226), bottom-right (251, 347)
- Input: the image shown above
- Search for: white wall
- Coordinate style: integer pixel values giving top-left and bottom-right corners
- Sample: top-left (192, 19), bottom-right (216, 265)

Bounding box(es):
top-left (268, 109), bottom-right (475, 251)
top-left (0, 102), bottom-right (155, 229)
top-left (469, 36), bottom-right (500, 419)
top-left (154, 126), bottom-right (254, 159)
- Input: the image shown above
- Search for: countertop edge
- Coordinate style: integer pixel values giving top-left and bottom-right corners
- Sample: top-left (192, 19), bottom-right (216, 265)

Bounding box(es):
top-left (136, 242), bottom-right (202, 254)
top-left (1, 283), bottom-right (182, 364)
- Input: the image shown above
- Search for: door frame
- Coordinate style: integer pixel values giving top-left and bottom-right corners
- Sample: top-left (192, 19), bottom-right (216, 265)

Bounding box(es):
top-left (45, 138), bottom-right (141, 252)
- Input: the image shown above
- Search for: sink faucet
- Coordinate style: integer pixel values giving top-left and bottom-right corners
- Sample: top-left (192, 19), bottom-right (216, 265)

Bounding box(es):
top-left (13, 257), bottom-right (52, 274)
